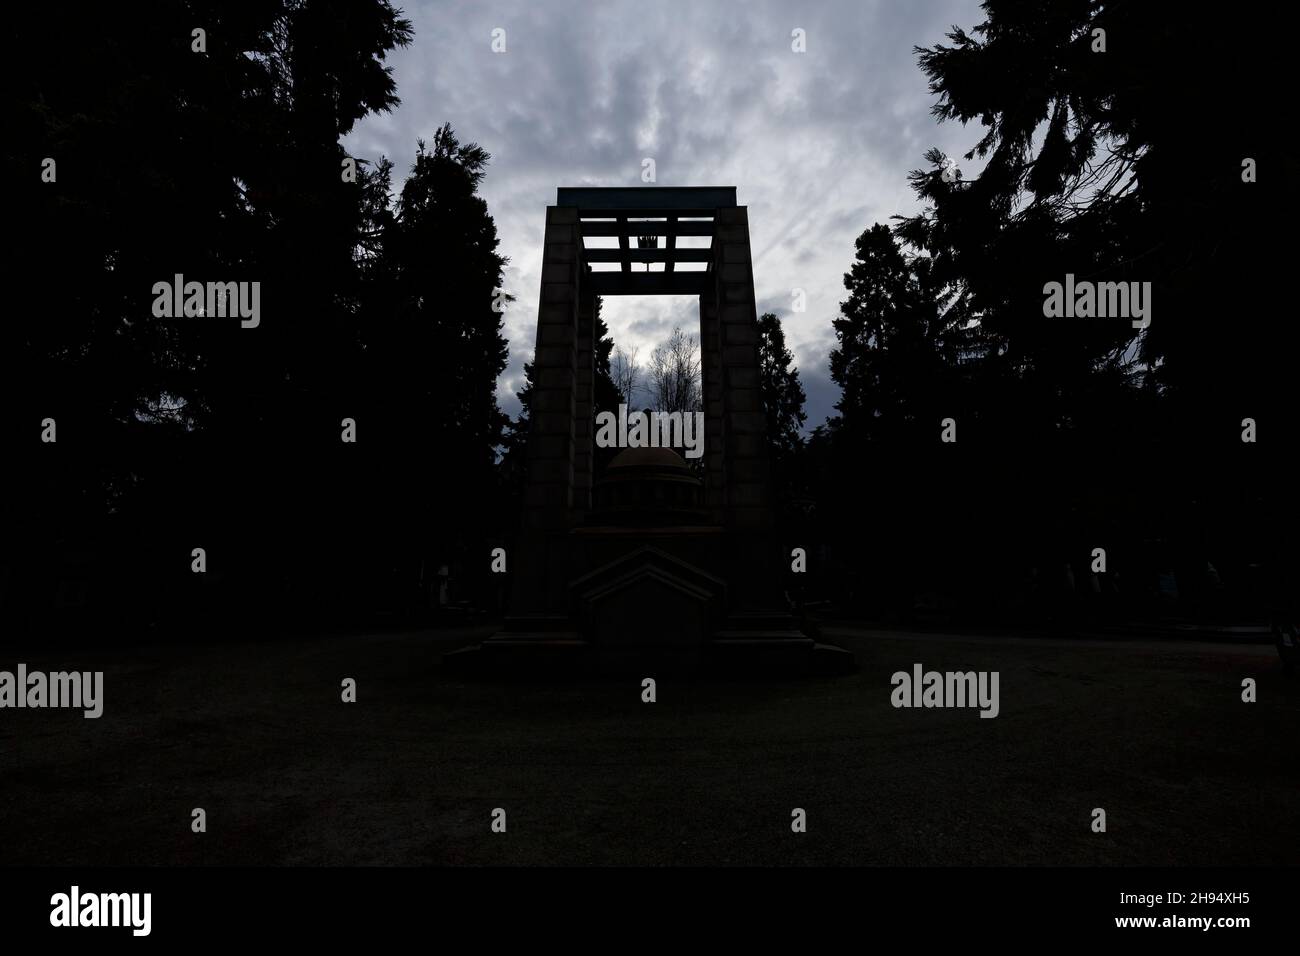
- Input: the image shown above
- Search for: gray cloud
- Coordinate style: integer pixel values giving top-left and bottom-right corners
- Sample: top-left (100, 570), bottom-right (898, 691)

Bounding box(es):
top-left (344, 0), bottom-right (986, 425)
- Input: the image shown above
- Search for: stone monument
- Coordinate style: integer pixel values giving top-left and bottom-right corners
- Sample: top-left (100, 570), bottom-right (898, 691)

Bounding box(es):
top-left (450, 187), bottom-right (851, 673)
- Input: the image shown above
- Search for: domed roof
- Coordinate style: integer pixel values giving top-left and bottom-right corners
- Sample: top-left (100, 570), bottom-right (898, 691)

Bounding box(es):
top-left (606, 447), bottom-right (690, 471)
top-left (590, 446), bottom-right (706, 526)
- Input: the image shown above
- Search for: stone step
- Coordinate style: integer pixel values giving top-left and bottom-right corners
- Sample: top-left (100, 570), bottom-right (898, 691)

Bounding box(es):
top-left (483, 634), bottom-right (586, 646)
top-left (501, 615), bottom-right (579, 634)
top-left (711, 630), bottom-right (811, 643)
top-left (722, 612), bottom-right (802, 631)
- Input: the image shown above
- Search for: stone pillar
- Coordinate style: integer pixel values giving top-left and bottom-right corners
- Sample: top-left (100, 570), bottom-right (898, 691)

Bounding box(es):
top-left (712, 206), bottom-right (773, 533)
top-left (526, 205), bottom-right (581, 533)
top-left (508, 206), bottom-right (582, 618)
top-left (699, 291), bottom-right (727, 523)
top-left (572, 286), bottom-right (597, 515)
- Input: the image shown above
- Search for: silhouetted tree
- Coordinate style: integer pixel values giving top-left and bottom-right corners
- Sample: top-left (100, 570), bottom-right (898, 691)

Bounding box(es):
top-left (756, 313), bottom-right (806, 463)
top-left (338, 124), bottom-right (511, 614)
top-left (900, 0), bottom-right (1292, 446)
top-left (646, 326), bottom-right (701, 414)
top-left (7, 0), bottom-right (415, 633)
top-left (371, 126), bottom-right (509, 461)
top-left (830, 224), bottom-right (973, 444)
top-left (805, 0), bottom-right (1297, 624)
top-left (610, 346), bottom-right (641, 408)
top-left (593, 301), bottom-right (623, 413)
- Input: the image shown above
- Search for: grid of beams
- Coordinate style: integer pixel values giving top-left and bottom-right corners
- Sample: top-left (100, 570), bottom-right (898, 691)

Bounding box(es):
top-left (558, 187), bottom-right (733, 295)
top-left (579, 221), bottom-right (714, 237)
top-left (584, 247), bottom-right (711, 263)
top-left (575, 220), bottom-right (715, 290)
top-left (586, 272), bottom-right (710, 295)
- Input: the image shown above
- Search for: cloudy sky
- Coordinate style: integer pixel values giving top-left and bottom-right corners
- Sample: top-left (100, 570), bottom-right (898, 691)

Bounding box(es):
top-left (343, 0), bottom-right (986, 428)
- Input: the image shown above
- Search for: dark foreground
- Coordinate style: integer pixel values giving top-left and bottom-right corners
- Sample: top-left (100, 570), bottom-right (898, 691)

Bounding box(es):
top-left (1, 625), bottom-right (1295, 865)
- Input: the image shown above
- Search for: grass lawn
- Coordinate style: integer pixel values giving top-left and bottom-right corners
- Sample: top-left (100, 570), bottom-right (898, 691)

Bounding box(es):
top-left (2, 625), bottom-right (1296, 865)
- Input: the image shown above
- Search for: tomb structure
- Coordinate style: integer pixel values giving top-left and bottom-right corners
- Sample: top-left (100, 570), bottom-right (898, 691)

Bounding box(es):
top-left (452, 187), bottom-right (851, 673)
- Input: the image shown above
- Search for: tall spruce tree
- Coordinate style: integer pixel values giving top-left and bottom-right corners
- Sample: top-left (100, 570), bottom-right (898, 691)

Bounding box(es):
top-left (756, 313), bottom-right (807, 463)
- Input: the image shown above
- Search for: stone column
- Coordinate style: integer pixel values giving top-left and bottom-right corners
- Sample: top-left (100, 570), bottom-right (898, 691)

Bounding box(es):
top-left (699, 291), bottom-right (727, 523)
top-left (508, 206), bottom-right (582, 618)
top-left (712, 206), bottom-right (773, 533)
top-left (572, 285), bottom-right (596, 516)
top-left (526, 205), bottom-right (581, 533)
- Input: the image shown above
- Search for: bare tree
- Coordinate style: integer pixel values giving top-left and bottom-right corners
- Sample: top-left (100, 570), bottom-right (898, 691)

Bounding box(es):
top-left (647, 326), bottom-right (702, 413)
top-left (610, 345), bottom-right (641, 407)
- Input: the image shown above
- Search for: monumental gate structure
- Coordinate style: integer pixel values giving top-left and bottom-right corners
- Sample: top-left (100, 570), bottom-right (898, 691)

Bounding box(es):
top-left (453, 187), bottom-right (850, 672)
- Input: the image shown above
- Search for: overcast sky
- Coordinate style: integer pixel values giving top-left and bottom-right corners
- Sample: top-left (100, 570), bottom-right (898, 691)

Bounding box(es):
top-left (343, 0), bottom-right (986, 429)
